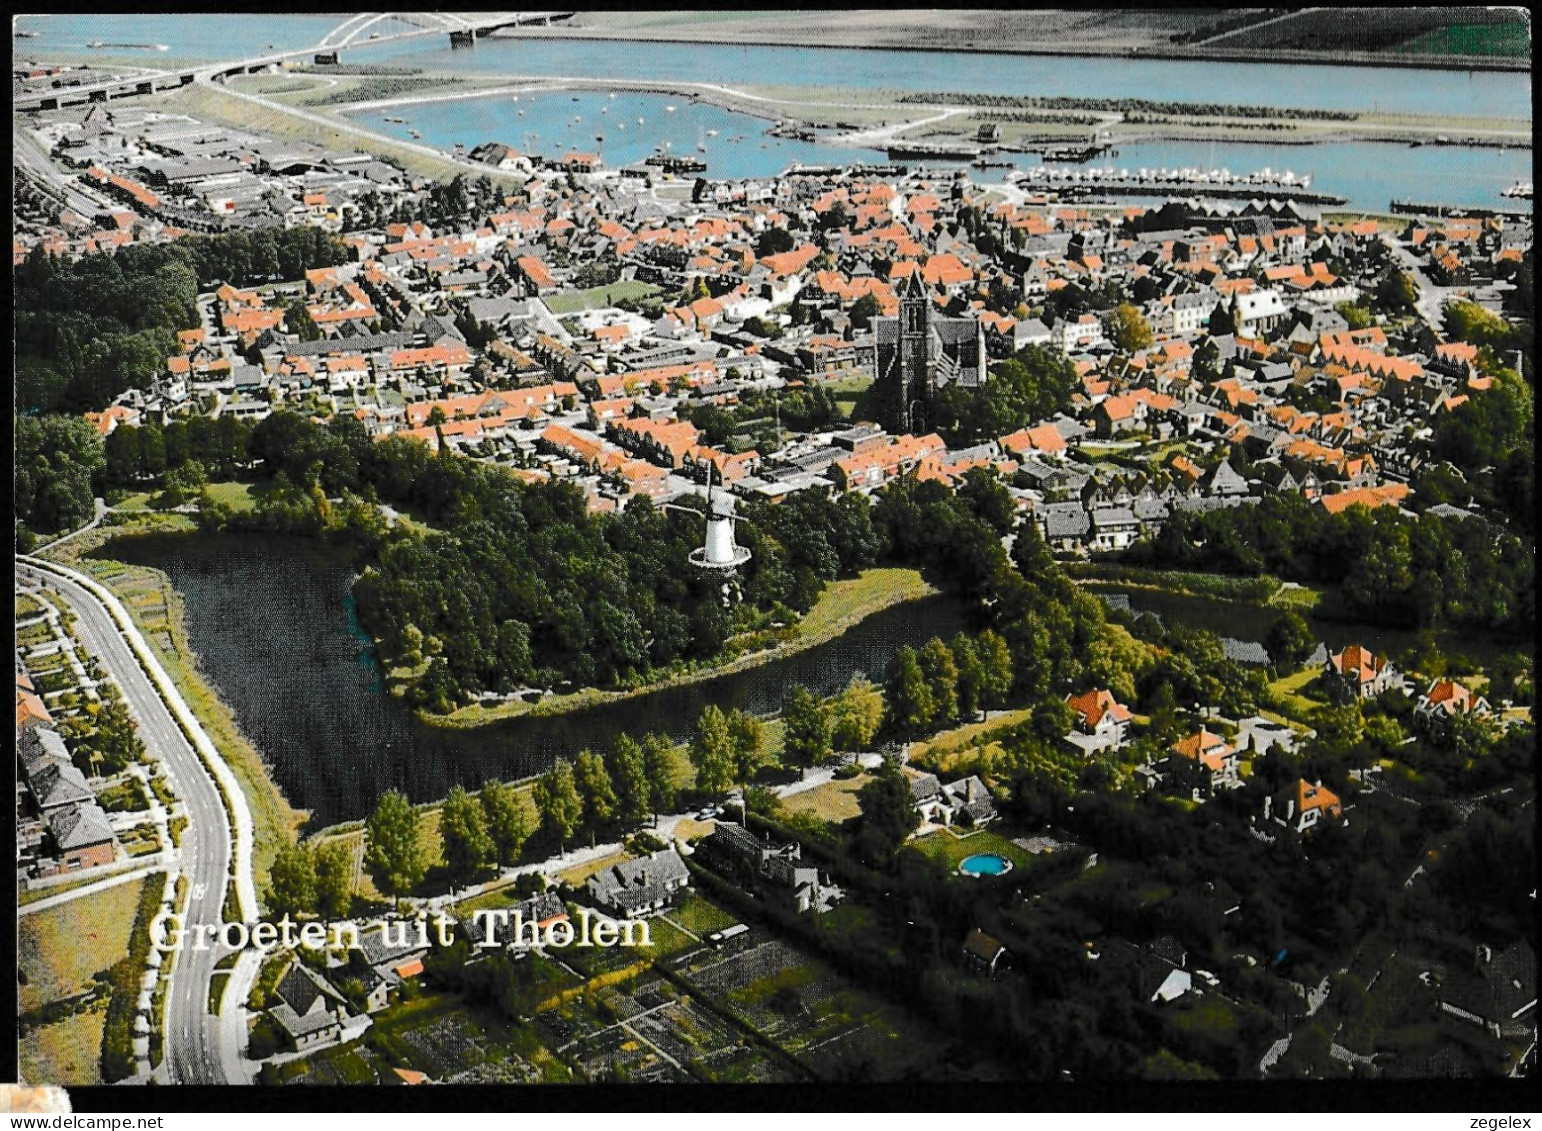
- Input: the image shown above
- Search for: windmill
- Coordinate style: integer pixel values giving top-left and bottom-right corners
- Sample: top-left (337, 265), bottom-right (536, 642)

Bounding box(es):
top-left (663, 463), bottom-right (751, 606)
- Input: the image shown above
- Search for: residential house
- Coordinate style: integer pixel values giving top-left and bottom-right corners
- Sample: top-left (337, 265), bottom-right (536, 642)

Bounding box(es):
top-left (697, 822), bottom-right (841, 914)
top-left (45, 803), bottom-right (118, 870)
top-left (1439, 942), bottom-right (1536, 1039)
top-left (585, 849), bottom-right (690, 919)
top-left (269, 961), bottom-right (351, 1051)
top-left (1169, 729), bottom-right (1240, 791)
top-left (1326, 644), bottom-right (1401, 699)
top-left (962, 929), bottom-right (1010, 977)
top-left (1415, 679), bottom-right (1492, 726)
top-left (1264, 778), bottom-right (1344, 834)
top-left (1063, 688), bottom-right (1133, 757)
top-left (909, 772), bottom-right (998, 828)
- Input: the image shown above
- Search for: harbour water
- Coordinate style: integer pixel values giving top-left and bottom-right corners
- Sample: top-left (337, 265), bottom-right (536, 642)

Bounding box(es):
top-left (16, 13), bottom-right (1531, 212)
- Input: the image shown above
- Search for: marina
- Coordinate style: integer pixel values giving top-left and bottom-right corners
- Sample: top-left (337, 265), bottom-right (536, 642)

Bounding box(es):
top-left (1012, 165), bottom-right (1346, 206)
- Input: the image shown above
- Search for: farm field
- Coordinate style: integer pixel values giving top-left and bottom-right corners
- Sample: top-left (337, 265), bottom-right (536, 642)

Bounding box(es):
top-left (17, 879), bottom-right (148, 1013)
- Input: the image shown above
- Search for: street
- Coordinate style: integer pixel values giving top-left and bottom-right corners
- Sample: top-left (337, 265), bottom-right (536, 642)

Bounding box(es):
top-left (17, 556), bottom-right (253, 1085)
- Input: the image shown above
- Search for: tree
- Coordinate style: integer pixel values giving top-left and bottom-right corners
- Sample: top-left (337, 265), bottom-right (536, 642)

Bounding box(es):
top-left (574, 748), bottom-right (620, 828)
top-left (642, 733), bottom-right (687, 814)
top-left (267, 842), bottom-right (316, 917)
top-left (364, 789), bottom-right (427, 899)
top-left (976, 628), bottom-right (1014, 710)
top-left (440, 784), bottom-right (495, 887)
top-left (756, 227), bottom-right (796, 258)
top-left (689, 705), bottom-right (737, 793)
top-left (849, 292), bottom-right (882, 330)
top-left (480, 778), bottom-right (535, 865)
top-left (1108, 302), bottom-right (1153, 353)
top-left (855, 761), bottom-right (920, 865)
top-left (14, 415), bottom-right (104, 536)
top-left (1265, 611), bottom-right (1316, 673)
top-left (609, 734), bottom-right (651, 825)
top-left (884, 645), bottom-right (934, 733)
top-left (314, 842), bottom-right (353, 919)
top-left (533, 761), bottom-right (584, 847)
top-left (1376, 269), bottom-right (1419, 317)
top-left (781, 684), bottom-right (832, 770)
top-left (919, 637), bottom-right (960, 725)
top-left (831, 675), bottom-right (884, 751)
top-left (951, 633), bottom-right (986, 719)
top-left (1335, 302), bottom-right (1373, 330)
top-left (285, 298), bottom-right (321, 341)
top-left (726, 709), bottom-right (766, 782)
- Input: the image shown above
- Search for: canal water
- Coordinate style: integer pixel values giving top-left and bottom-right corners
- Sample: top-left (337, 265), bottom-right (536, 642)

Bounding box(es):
top-left (99, 533), bottom-right (971, 828)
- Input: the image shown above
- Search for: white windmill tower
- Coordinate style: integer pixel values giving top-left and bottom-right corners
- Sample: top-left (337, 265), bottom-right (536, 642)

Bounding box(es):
top-left (668, 463), bottom-right (751, 605)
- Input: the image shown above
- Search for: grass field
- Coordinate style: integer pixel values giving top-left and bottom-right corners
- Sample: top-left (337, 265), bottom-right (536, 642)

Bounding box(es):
top-left (1393, 21), bottom-right (1532, 59)
top-left (544, 280), bottom-right (663, 314)
top-left (1268, 667), bottom-right (1325, 724)
top-left (17, 879), bottom-right (148, 1013)
top-left (778, 775), bottom-right (866, 824)
top-left (796, 567), bottom-right (933, 640)
top-left (667, 892), bottom-right (741, 936)
top-left (909, 707), bottom-right (1036, 766)
top-left (201, 480), bottom-right (264, 512)
top-left (906, 826), bottom-right (1031, 872)
top-left (558, 850), bottom-right (630, 887)
top-left (18, 1007), bottom-right (108, 1087)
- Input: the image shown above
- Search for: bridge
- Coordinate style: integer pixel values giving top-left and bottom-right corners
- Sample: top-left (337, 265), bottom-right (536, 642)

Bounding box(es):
top-left (13, 11), bottom-right (574, 112)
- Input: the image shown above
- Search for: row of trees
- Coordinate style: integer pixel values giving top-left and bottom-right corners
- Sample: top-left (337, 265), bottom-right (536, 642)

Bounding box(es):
top-left (335, 729), bottom-right (694, 899)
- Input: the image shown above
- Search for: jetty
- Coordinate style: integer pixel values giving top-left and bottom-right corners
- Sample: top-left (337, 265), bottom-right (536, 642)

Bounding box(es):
top-left (1390, 199), bottom-right (1532, 220)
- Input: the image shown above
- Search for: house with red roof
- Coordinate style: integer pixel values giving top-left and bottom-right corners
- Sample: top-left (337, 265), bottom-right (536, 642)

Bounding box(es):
top-left (1326, 644), bottom-right (1402, 699)
top-left (1265, 778), bottom-right (1344, 834)
top-left (1063, 689), bottom-right (1133, 756)
top-left (1169, 729), bottom-right (1241, 791)
top-left (1415, 679), bottom-right (1492, 725)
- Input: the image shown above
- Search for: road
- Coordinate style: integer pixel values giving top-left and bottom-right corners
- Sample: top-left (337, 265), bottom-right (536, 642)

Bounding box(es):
top-left (13, 126), bottom-right (115, 220)
top-left (16, 556), bottom-right (255, 1086)
top-left (1381, 233), bottom-right (1459, 331)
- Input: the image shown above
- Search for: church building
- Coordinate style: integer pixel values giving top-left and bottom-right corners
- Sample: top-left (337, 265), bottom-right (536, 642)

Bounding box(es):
top-left (873, 270), bottom-right (988, 434)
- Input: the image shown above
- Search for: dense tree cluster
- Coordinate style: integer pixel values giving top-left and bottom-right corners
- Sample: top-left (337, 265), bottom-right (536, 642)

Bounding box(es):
top-left (928, 344), bottom-right (1080, 446)
top-left (15, 414), bottom-right (104, 539)
top-left (1123, 493), bottom-right (1533, 636)
top-left (14, 228), bottom-right (347, 411)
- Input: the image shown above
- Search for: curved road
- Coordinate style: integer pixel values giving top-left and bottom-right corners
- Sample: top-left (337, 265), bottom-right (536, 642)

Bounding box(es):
top-left (16, 556), bottom-right (253, 1085)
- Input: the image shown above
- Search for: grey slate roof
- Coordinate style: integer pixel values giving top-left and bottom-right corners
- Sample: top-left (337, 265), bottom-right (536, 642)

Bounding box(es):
top-left (587, 849), bottom-right (689, 914)
top-left (355, 921), bottom-right (431, 967)
top-left (1039, 501), bottom-right (1091, 539)
top-left (1221, 637), bottom-right (1272, 666)
top-left (20, 727), bottom-right (72, 777)
top-left (32, 761), bottom-right (95, 810)
top-left (270, 961), bottom-right (346, 1040)
top-left (47, 802), bottom-right (116, 850)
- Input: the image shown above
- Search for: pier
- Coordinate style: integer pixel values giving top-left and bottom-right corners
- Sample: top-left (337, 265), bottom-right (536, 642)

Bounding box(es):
top-left (1390, 199), bottom-right (1532, 220)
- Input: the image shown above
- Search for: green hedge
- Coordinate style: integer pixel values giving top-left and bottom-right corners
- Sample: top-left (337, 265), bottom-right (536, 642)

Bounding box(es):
top-left (100, 871), bottom-right (166, 1082)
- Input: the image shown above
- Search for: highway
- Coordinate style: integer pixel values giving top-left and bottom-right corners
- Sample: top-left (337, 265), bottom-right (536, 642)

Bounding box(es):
top-left (16, 556), bottom-right (254, 1085)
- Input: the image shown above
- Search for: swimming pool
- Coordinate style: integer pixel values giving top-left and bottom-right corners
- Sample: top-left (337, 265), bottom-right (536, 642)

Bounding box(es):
top-left (958, 853), bottom-right (1013, 878)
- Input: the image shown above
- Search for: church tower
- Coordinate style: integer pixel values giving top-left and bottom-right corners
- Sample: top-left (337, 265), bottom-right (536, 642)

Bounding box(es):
top-left (896, 269), bottom-right (932, 434)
